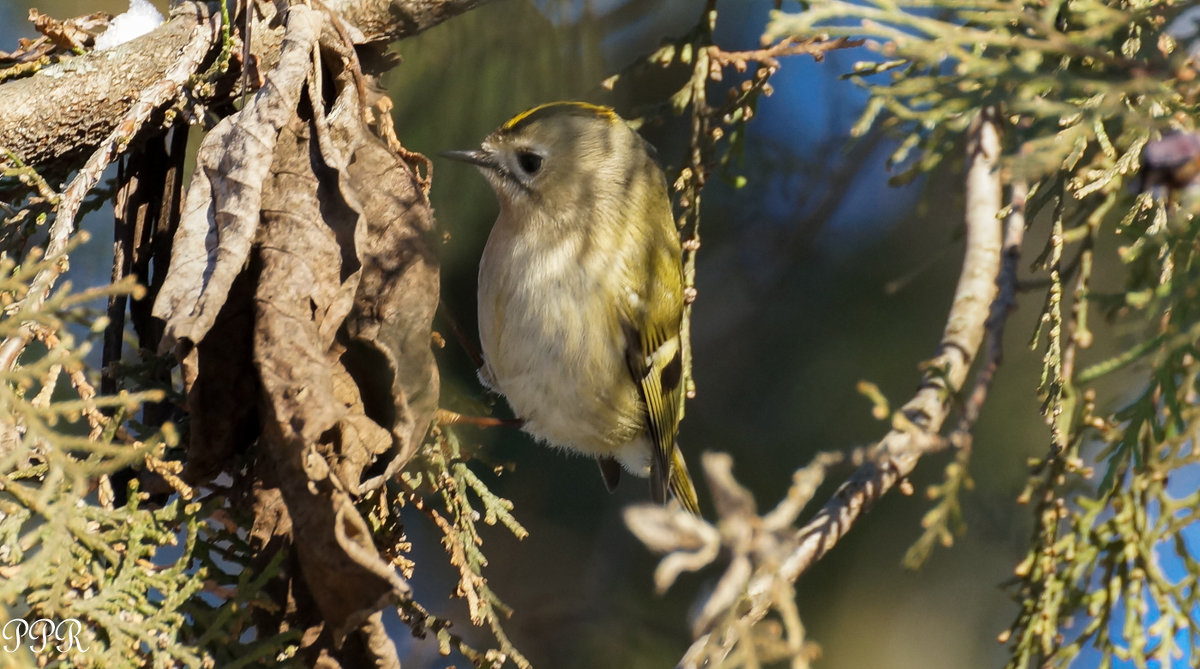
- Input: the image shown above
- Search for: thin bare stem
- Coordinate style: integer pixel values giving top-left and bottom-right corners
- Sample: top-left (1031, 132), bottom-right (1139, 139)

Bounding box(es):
top-left (654, 108), bottom-right (1006, 668)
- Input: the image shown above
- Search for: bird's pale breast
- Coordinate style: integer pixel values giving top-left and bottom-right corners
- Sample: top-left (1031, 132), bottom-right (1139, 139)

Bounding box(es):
top-left (477, 218), bottom-right (651, 471)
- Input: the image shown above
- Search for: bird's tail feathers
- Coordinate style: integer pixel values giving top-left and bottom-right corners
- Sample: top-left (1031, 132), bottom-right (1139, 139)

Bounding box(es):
top-left (668, 445), bottom-right (701, 515)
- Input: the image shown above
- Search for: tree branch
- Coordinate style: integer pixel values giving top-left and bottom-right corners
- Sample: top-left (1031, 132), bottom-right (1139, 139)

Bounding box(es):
top-left (765, 107), bottom-right (1004, 605)
top-left (323, 0), bottom-right (487, 43)
top-left (628, 108), bottom-right (1007, 668)
top-left (954, 178), bottom-right (1027, 444)
top-left (0, 6), bottom-right (213, 174)
top-left (0, 0), bottom-right (489, 176)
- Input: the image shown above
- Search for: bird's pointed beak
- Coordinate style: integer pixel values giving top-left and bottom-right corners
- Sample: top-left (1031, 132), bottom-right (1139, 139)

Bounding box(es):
top-left (440, 148), bottom-right (497, 170)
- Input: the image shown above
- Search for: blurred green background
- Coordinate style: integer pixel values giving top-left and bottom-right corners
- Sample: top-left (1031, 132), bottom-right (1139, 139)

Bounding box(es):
top-left (3, 0), bottom-right (1133, 666)
top-left (387, 3), bottom-right (1053, 667)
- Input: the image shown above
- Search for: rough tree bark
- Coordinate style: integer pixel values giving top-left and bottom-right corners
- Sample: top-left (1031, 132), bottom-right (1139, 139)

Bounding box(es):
top-left (0, 0), bottom-right (485, 176)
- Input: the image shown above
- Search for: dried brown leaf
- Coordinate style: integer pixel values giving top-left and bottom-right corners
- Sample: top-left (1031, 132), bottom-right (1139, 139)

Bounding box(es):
top-left (152, 5), bottom-right (323, 348)
top-left (342, 124), bottom-right (439, 488)
top-left (28, 8), bottom-right (109, 51)
top-left (143, 3), bottom-right (439, 658)
top-left (254, 112), bottom-right (406, 645)
top-left (0, 36), bottom-right (54, 64)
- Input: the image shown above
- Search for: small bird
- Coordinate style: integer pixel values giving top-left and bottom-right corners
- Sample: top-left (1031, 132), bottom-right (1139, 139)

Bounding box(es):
top-left (444, 101), bottom-right (701, 514)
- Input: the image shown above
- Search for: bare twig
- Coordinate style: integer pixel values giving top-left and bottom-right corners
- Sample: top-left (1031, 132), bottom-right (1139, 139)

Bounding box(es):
top-left (904, 177), bottom-right (1028, 567)
top-left (1, 149), bottom-right (59, 203)
top-left (768, 106), bottom-right (1003, 599)
top-left (434, 409), bottom-right (522, 429)
top-left (955, 179), bottom-right (1028, 445)
top-left (629, 108), bottom-right (1007, 668)
top-left (436, 302), bottom-right (485, 369)
top-left (709, 36), bottom-right (862, 71)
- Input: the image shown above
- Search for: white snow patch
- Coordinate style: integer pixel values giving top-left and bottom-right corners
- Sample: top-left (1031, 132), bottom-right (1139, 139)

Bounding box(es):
top-left (94, 0), bottom-right (164, 50)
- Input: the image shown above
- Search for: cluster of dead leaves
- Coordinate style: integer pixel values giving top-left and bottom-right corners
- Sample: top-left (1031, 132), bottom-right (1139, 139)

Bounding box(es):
top-left (148, 4), bottom-right (438, 658)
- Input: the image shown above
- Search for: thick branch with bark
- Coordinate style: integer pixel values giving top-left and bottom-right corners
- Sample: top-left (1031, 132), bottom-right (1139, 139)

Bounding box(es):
top-left (324, 0), bottom-right (485, 43)
top-left (0, 17), bottom-right (220, 371)
top-left (0, 0), bottom-right (487, 176)
top-left (0, 7), bottom-right (212, 172)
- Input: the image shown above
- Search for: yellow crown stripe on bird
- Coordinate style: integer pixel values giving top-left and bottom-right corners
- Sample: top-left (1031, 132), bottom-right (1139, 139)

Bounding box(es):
top-left (500, 101), bottom-right (618, 133)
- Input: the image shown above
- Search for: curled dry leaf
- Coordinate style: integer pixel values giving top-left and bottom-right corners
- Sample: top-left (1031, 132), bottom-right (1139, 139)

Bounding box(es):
top-left (152, 5), bottom-right (322, 349)
top-left (158, 4), bottom-right (322, 482)
top-left (342, 117), bottom-right (439, 490)
top-left (252, 106), bottom-right (429, 644)
top-left (2, 10), bottom-right (110, 64)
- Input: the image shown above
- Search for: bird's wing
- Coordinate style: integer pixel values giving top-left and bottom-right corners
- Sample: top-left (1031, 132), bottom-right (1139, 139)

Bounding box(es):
top-left (620, 215), bottom-right (686, 506)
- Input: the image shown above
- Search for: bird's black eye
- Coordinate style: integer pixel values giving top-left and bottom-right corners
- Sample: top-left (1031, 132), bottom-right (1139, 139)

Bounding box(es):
top-left (516, 151), bottom-right (543, 175)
